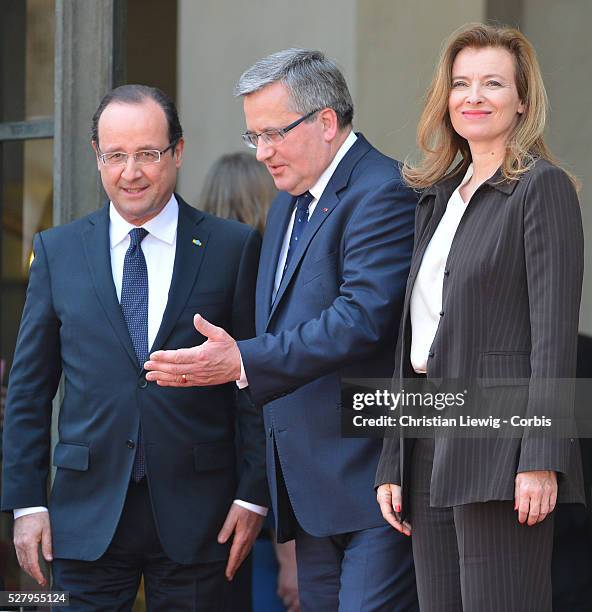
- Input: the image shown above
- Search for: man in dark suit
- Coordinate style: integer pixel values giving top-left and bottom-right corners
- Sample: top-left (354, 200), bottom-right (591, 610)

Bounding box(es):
top-left (1, 85), bottom-right (268, 610)
top-left (145, 50), bottom-right (418, 610)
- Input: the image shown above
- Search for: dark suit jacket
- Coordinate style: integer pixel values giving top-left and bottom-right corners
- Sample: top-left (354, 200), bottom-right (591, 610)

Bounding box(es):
top-left (238, 134), bottom-right (417, 541)
top-left (1, 196), bottom-right (268, 563)
top-left (376, 160), bottom-right (585, 515)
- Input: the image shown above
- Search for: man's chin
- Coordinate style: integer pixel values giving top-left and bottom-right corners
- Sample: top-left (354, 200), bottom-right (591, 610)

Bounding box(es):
top-left (113, 200), bottom-right (164, 225)
top-left (271, 177), bottom-right (300, 195)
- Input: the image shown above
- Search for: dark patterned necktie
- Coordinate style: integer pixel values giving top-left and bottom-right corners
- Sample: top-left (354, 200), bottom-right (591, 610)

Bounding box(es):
top-left (283, 191), bottom-right (314, 274)
top-left (120, 227), bottom-right (149, 481)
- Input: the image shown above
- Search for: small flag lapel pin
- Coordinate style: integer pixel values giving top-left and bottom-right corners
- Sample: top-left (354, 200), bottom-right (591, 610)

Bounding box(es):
top-left (192, 238), bottom-right (203, 247)
top-left (322, 207), bottom-right (329, 213)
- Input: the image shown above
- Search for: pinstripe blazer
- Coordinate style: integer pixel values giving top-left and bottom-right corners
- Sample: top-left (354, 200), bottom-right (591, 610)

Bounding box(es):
top-left (375, 159), bottom-right (585, 513)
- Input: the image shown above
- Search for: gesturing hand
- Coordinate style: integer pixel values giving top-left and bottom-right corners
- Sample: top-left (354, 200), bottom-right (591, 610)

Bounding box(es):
top-left (376, 484), bottom-right (412, 536)
top-left (13, 511), bottom-right (53, 586)
top-left (218, 503), bottom-right (265, 581)
top-left (145, 314), bottom-right (241, 387)
top-left (514, 470), bottom-right (557, 526)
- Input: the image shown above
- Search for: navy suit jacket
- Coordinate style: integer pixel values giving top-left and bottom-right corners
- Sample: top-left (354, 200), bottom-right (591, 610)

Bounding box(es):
top-left (238, 134), bottom-right (417, 540)
top-left (1, 197), bottom-right (268, 563)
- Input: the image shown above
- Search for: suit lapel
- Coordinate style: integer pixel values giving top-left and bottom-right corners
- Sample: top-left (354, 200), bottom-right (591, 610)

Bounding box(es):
top-left (402, 176), bottom-right (461, 323)
top-left (150, 197), bottom-right (208, 352)
top-left (258, 194), bottom-right (294, 328)
top-left (82, 205), bottom-right (139, 369)
top-left (267, 134), bottom-right (372, 326)
top-left (268, 188), bottom-right (339, 324)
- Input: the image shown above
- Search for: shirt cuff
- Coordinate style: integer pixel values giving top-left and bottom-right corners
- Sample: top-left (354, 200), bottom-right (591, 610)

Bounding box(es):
top-left (14, 506), bottom-right (49, 519)
top-left (236, 352), bottom-right (249, 389)
top-left (233, 499), bottom-right (268, 516)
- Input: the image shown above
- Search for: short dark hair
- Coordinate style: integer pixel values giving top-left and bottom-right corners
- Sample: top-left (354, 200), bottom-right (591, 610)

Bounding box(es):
top-left (91, 84), bottom-right (183, 147)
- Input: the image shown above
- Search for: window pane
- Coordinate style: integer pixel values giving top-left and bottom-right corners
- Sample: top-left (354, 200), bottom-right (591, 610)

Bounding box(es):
top-left (127, 0), bottom-right (177, 100)
top-left (1, 0), bottom-right (55, 122)
top-left (0, 138), bottom-right (53, 591)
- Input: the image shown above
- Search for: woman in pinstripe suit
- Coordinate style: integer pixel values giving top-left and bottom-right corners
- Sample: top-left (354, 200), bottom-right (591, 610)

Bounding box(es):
top-left (375, 23), bottom-right (585, 611)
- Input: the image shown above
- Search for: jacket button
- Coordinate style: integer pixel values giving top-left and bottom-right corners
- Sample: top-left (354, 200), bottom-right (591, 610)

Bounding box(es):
top-left (439, 310), bottom-right (444, 317)
top-left (138, 378), bottom-right (148, 389)
top-left (126, 439), bottom-right (135, 449)
top-left (428, 351), bottom-right (435, 358)
top-left (444, 269), bottom-right (450, 276)
top-left (268, 427), bottom-right (272, 438)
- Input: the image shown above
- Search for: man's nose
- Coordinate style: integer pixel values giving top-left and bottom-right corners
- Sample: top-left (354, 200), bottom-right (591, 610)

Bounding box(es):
top-left (255, 138), bottom-right (274, 162)
top-left (120, 155), bottom-right (142, 180)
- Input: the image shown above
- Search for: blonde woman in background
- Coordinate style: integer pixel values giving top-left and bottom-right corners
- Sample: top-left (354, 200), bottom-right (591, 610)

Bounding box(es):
top-left (200, 152), bottom-right (276, 235)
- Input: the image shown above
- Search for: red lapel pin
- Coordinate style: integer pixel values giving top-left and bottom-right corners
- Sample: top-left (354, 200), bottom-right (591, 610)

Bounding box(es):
top-left (322, 207), bottom-right (329, 213)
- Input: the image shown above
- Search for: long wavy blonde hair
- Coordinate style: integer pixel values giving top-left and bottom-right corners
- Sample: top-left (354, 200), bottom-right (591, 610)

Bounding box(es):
top-left (403, 23), bottom-right (576, 189)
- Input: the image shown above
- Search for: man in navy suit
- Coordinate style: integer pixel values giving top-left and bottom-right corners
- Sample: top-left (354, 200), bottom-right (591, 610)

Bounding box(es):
top-left (146, 50), bottom-right (418, 610)
top-left (1, 85), bottom-right (268, 610)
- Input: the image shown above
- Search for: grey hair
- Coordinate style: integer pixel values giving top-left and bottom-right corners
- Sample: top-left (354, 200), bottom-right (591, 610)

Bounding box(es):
top-left (234, 48), bottom-right (354, 129)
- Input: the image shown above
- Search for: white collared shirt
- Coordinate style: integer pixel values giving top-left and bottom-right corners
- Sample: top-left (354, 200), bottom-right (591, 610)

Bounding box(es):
top-left (15, 194), bottom-right (266, 519)
top-left (410, 164), bottom-right (474, 373)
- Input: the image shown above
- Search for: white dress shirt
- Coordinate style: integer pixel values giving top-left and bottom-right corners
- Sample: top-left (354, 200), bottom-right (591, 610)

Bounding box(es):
top-left (237, 130), bottom-right (357, 388)
top-left (15, 194), bottom-right (266, 518)
top-left (410, 164), bottom-right (474, 373)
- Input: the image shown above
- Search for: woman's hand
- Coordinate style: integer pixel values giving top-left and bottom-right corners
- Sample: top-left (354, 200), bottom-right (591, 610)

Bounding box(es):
top-left (514, 470), bottom-right (557, 526)
top-left (376, 484), bottom-right (412, 536)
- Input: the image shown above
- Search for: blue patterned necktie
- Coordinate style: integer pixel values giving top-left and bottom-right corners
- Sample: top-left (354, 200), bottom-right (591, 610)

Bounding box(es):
top-left (283, 191), bottom-right (314, 274)
top-left (120, 227), bottom-right (149, 481)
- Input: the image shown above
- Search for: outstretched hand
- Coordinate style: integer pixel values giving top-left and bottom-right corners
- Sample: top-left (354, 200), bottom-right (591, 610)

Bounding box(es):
top-left (145, 314), bottom-right (241, 386)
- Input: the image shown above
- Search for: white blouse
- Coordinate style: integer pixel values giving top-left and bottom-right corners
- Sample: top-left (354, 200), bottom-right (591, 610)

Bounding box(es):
top-left (410, 164), bottom-right (474, 373)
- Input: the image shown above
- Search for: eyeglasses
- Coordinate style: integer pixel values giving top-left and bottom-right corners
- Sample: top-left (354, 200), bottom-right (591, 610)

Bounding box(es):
top-left (241, 109), bottom-right (320, 149)
top-left (97, 141), bottom-right (177, 166)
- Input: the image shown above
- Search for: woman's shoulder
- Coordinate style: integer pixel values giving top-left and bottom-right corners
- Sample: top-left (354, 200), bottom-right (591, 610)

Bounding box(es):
top-left (522, 158), bottom-right (573, 186)
top-left (519, 159), bottom-right (581, 222)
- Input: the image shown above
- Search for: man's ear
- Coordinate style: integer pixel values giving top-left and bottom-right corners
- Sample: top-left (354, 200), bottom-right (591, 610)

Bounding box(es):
top-left (173, 137), bottom-right (185, 168)
top-left (91, 140), bottom-right (101, 170)
top-left (319, 108), bottom-right (338, 143)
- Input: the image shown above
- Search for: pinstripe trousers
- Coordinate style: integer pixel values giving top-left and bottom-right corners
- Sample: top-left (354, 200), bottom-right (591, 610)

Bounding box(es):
top-left (410, 438), bottom-right (554, 612)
